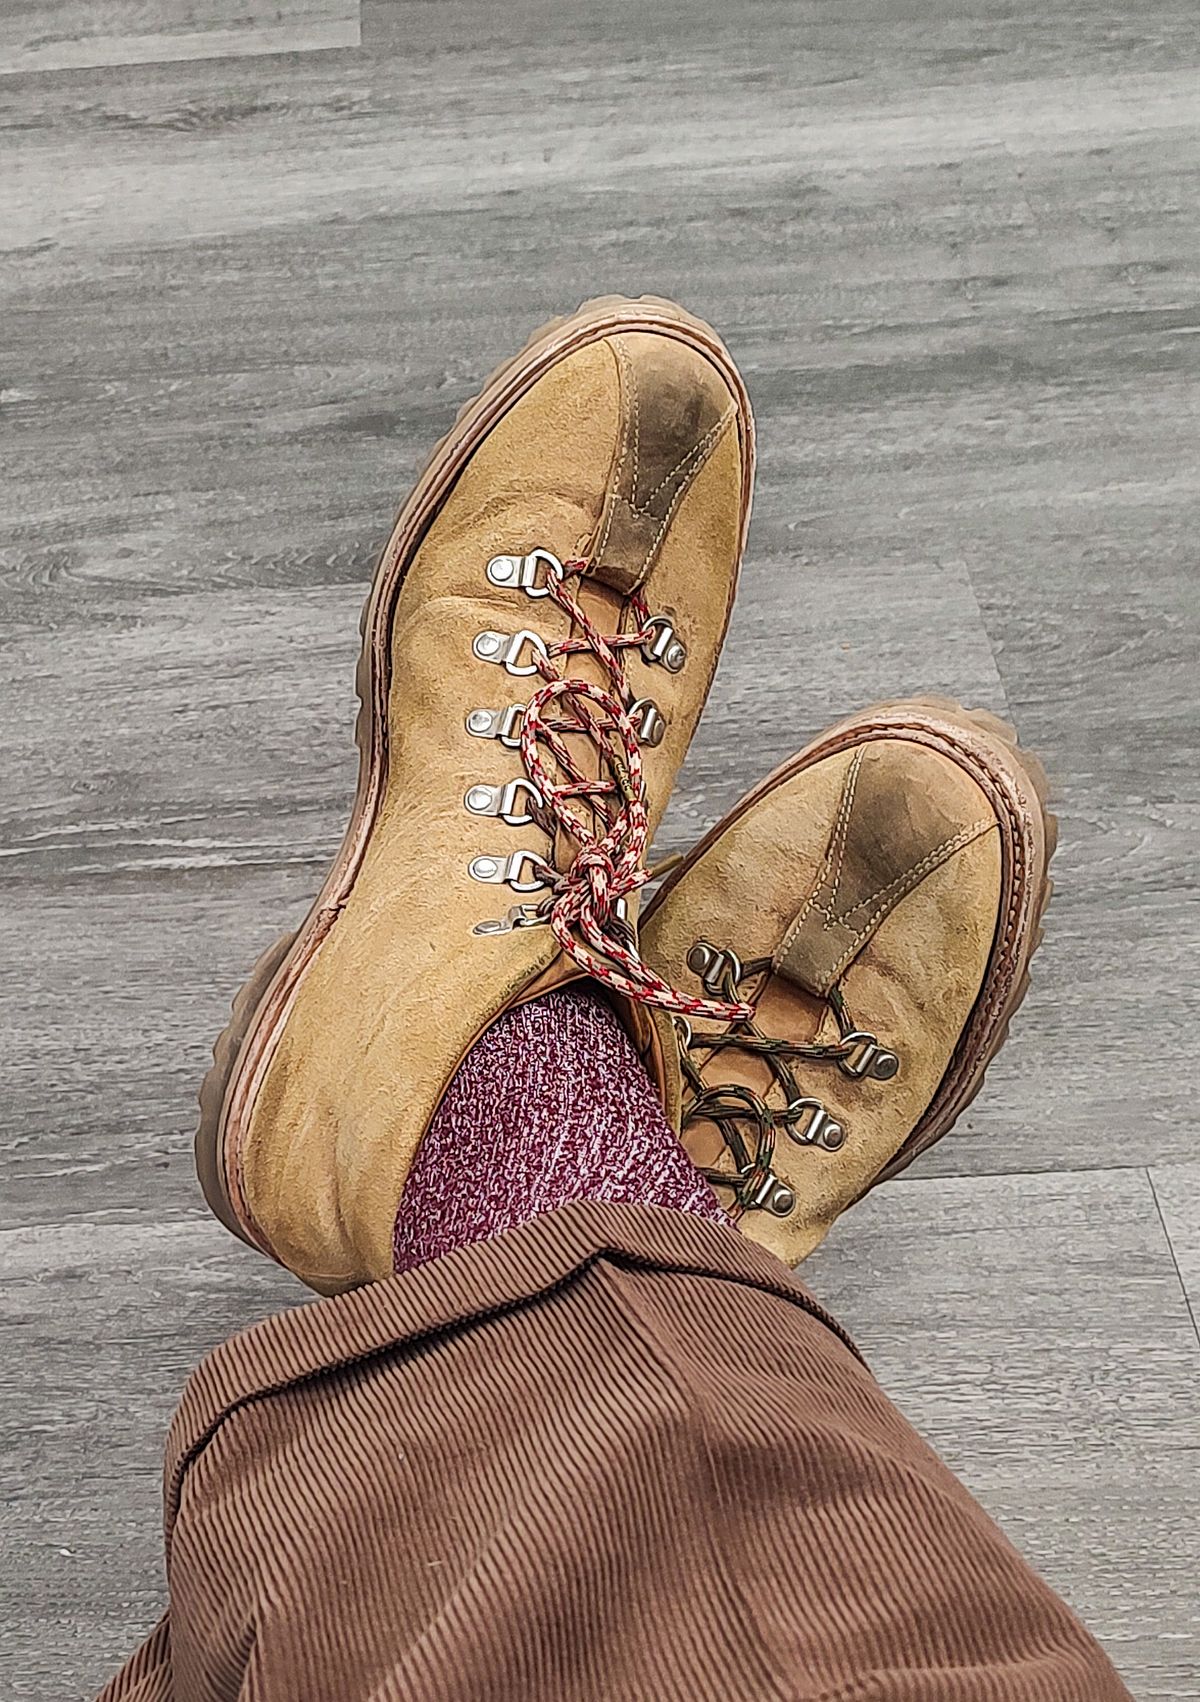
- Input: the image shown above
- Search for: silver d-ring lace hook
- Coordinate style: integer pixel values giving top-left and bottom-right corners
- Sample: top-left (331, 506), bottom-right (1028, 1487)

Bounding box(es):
top-left (486, 550), bottom-right (565, 598)
top-left (463, 777), bottom-right (544, 827)
top-left (468, 849), bottom-right (553, 894)
top-left (473, 629), bottom-right (551, 677)
top-left (837, 1030), bottom-right (900, 1081)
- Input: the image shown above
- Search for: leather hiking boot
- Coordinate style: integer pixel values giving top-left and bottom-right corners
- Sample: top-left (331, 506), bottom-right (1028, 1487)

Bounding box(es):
top-left (197, 296), bottom-right (755, 1293)
top-left (640, 699), bottom-right (1055, 1267)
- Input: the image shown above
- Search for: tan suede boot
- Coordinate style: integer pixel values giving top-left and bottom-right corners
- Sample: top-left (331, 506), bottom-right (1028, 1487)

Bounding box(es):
top-left (196, 296), bottom-right (754, 1293)
top-left (640, 700), bottom-right (1054, 1267)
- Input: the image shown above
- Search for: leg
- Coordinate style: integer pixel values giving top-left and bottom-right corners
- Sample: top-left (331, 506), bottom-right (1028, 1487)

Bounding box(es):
top-left (123, 298), bottom-right (1113, 1698)
top-left (99, 997), bottom-right (1130, 1702)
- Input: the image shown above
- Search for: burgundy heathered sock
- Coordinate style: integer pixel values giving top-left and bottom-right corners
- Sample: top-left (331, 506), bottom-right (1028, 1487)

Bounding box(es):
top-left (392, 984), bottom-right (728, 1274)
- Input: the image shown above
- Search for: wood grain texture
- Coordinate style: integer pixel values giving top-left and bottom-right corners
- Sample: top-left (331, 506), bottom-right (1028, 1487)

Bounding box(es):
top-left (806, 1166), bottom-right (1200, 1699)
top-left (0, 0), bottom-right (358, 75)
top-left (3, 0), bottom-right (1198, 1218)
top-left (1, 4), bottom-right (1198, 1694)
top-left (0, 1219), bottom-right (299, 1699)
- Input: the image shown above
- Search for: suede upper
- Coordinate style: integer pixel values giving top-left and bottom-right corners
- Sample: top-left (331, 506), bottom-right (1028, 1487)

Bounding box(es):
top-left (773, 742), bottom-right (997, 997)
top-left (641, 725), bottom-right (1014, 1268)
top-left (234, 318), bottom-right (752, 1290)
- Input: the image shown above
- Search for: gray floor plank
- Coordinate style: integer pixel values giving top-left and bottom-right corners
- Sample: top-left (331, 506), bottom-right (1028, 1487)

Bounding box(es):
top-left (0, 0), bottom-right (358, 75)
top-left (806, 1166), bottom-right (1200, 1699)
top-left (0, 1219), bottom-right (300, 1699)
top-left (1, 870), bottom-right (339, 1231)
top-left (2, 3), bottom-right (1199, 1693)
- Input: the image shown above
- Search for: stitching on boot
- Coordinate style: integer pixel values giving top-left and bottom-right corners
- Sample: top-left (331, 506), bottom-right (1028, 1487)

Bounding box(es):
top-left (822, 817), bottom-right (1000, 987)
top-left (808, 819), bottom-right (996, 929)
top-left (618, 335), bottom-right (727, 519)
top-left (833, 817), bottom-right (998, 927)
top-left (595, 339), bottom-right (738, 581)
top-left (637, 406), bottom-right (735, 513)
top-left (595, 340), bottom-right (637, 563)
top-left (634, 408), bottom-right (736, 576)
top-left (825, 747), bottom-right (864, 914)
top-left (775, 747), bottom-right (866, 964)
top-left (626, 342), bottom-right (642, 504)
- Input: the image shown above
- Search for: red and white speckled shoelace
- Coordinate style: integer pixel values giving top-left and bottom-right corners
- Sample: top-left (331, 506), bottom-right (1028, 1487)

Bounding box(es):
top-left (517, 558), bottom-right (752, 1026)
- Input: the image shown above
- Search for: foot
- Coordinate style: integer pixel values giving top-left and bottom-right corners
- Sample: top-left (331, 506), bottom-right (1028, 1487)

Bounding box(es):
top-left (197, 296), bottom-right (754, 1292)
top-left (640, 699), bottom-right (1055, 1266)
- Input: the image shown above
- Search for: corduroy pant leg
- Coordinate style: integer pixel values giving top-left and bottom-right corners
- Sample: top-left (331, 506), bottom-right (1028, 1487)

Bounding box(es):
top-left (97, 1203), bottom-right (1132, 1702)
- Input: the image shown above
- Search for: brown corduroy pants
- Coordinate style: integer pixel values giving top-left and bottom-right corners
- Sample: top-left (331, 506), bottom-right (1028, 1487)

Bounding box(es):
top-left (99, 1203), bottom-right (1131, 1702)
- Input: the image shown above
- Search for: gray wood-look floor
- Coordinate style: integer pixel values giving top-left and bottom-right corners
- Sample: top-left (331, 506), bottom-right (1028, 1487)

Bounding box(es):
top-left (0, 0), bottom-right (359, 74)
top-left (2, 2), bottom-right (1197, 1695)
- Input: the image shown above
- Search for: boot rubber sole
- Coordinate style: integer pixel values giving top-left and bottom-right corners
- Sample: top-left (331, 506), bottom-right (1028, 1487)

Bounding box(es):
top-left (195, 295), bottom-right (756, 1256)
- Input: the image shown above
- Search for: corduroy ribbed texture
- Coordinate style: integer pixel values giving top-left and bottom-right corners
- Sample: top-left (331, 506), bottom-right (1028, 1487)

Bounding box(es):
top-left (97, 1202), bottom-right (1132, 1702)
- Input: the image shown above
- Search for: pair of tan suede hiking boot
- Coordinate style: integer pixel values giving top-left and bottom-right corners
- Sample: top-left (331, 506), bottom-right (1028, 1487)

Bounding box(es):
top-left (197, 297), bottom-right (1053, 1296)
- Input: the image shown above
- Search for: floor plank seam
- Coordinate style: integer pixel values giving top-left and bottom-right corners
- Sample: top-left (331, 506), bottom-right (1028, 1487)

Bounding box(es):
top-left (1147, 1168), bottom-right (1200, 1352)
top-left (893, 1157), bottom-right (1171, 1186)
top-left (954, 558), bottom-right (1015, 725)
